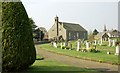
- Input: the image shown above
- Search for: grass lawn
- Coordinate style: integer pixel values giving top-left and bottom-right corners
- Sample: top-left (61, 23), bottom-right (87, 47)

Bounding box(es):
top-left (26, 55), bottom-right (99, 73)
top-left (37, 41), bottom-right (119, 65)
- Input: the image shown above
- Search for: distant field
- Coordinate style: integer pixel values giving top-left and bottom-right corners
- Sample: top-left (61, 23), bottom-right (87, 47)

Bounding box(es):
top-left (38, 41), bottom-right (119, 65)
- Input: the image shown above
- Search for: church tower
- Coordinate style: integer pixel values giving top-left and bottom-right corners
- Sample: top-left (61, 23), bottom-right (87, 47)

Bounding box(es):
top-left (103, 25), bottom-right (107, 32)
top-left (55, 15), bottom-right (59, 36)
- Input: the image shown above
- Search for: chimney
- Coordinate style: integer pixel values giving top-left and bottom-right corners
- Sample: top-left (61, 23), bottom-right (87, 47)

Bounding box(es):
top-left (55, 15), bottom-right (59, 36)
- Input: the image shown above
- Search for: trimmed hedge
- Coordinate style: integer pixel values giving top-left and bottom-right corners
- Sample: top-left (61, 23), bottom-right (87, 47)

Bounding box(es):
top-left (2, 2), bottom-right (36, 71)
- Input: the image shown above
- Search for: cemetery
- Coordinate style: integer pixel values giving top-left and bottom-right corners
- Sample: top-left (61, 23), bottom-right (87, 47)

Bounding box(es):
top-left (2, 1), bottom-right (120, 72)
top-left (39, 39), bottom-right (120, 65)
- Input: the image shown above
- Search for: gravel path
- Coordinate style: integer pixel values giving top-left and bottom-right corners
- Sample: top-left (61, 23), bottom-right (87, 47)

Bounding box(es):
top-left (35, 45), bottom-right (118, 72)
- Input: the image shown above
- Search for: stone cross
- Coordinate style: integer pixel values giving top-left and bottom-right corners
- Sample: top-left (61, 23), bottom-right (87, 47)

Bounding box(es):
top-left (77, 39), bottom-right (81, 51)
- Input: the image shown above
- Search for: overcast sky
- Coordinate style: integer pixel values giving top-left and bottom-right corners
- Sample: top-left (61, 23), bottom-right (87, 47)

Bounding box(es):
top-left (21, 0), bottom-right (119, 32)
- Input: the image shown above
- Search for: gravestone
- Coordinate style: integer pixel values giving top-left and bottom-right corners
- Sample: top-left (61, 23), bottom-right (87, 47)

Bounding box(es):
top-left (53, 42), bottom-right (57, 48)
top-left (108, 39), bottom-right (112, 47)
top-left (112, 40), bottom-right (115, 47)
top-left (115, 45), bottom-right (120, 55)
top-left (68, 41), bottom-right (72, 50)
top-left (94, 40), bottom-right (97, 45)
top-left (63, 42), bottom-right (66, 46)
top-left (64, 41), bottom-right (68, 47)
top-left (98, 40), bottom-right (100, 44)
top-left (100, 39), bottom-right (102, 46)
top-left (77, 39), bottom-right (81, 51)
top-left (107, 52), bottom-right (111, 54)
top-left (86, 41), bottom-right (90, 50)
top-left (60, 43), bottom-right (63, 49)
top-left (70, 44), bottom-right (72, 50)
top-left (51, 41), bottom-right (54, 46)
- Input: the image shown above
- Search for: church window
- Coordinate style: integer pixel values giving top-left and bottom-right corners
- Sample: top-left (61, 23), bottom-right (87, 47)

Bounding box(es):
top-left (69, 32), bottom-right (71, 39)
top-left (77, 32), bottom-right (79, 38)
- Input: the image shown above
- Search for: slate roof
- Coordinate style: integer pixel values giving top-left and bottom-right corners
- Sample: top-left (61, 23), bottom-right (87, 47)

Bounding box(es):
top-left (59, 22), bottom-right (87, 31)
top-left (96, 32), bottom-right (106, 38)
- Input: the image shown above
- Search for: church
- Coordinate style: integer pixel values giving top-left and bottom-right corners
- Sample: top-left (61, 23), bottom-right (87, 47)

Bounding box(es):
top-left (48, 16), bottom-right (88, 41)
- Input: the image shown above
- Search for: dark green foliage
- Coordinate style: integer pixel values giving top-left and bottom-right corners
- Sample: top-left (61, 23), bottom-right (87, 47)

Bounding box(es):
top-left (33, 28), bottom-right (45, 41)
top-left (89, 48), bottom-right (100, 53)
top-left (0, 2), bottom-right (2, 30)
top-left (61, 46), bottom-right (70, 50)
top-left (33, 28), bottom-right (40, 41)
top-left (2, 2), bottom-right (36, 71)
top-left (29, 18), bottom-right (37, 31)
top-left (40, 30), bottom-right (44, 40)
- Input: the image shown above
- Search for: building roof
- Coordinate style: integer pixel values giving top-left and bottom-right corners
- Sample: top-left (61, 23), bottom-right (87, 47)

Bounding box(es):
top-left (39, 27), bottom-right (47, 34)
top-left (96, 32), bottom-right (106, 38)
top-left (59, 22), bottom-right (87, 31)
top-left (96, 29), bottom-right (120, 38)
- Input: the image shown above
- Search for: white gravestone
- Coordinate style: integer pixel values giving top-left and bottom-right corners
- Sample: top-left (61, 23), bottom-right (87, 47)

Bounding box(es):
top-left (53, 42), bottom-right (57, 48)
top-left (63, 42), bottom-right (66, 47)
top-left (64, 41), bottom-right (68, 47)
top-left (94, 40), bottom-right (97, 45)
top-left (108, 39), bottom-right (112, 47)
top-left (60, 43), bottom-right (63, 49)
top-left (77, 40), bottom-right (81, 51)
top-left (115, 45), bottom-right (120, 55)
top-left (86, 42), bottom-right (90, 50)
top-left (112, 40), bottom-right (115, 47)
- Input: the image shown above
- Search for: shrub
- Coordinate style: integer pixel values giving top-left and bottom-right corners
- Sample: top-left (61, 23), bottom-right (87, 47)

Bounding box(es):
top-left (2, 2), bottom-right (36, 71)
top-left (88, 48), bottom-right (100, 53)
top-left (61, 46), bottom-right (65, 49)
top-left (65, 46), bottom-right (70, 50)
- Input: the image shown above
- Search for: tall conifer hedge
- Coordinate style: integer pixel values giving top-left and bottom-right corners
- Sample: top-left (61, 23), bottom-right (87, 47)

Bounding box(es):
top-left (2, 2), bottom-right (36, 71)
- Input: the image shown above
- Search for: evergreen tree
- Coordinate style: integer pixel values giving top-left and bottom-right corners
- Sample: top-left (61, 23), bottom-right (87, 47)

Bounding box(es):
top-left (2, 2), bottom-right (36, 71)
top-left (29, 18), bottom-right (37, 31)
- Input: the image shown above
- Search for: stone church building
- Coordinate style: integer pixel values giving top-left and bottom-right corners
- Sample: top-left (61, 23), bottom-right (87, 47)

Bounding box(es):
top-left (48, 16), bottom-right (88, 41)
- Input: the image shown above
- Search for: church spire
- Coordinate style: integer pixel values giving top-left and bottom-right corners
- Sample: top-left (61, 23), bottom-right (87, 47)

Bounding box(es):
top-left (104, 25), bottom-right (107, 32)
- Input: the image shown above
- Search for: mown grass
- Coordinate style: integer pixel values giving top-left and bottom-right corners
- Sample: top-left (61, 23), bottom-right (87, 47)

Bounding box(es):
top-left (26, 55), bottom-right (98, 72)
top-left (37, 42), bottom-right (119, 65)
